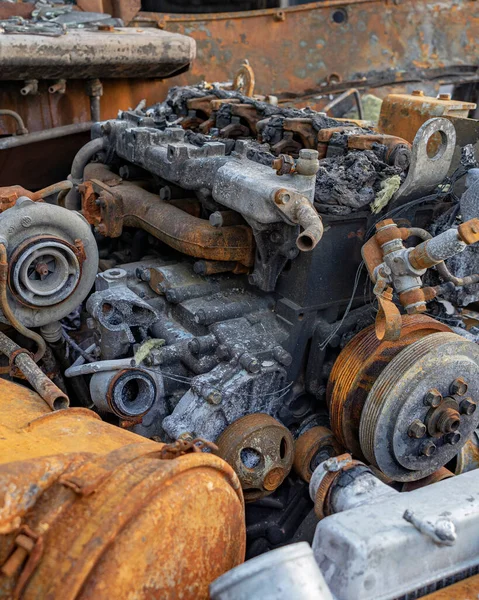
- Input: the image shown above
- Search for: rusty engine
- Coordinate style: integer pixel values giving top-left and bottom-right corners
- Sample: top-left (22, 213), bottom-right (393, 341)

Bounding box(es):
top-left (2, 83), bottom-right (479, 599)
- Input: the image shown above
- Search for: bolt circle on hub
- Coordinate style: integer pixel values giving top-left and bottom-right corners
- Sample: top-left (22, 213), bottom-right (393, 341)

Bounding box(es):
top-left (359, 332), bottom-right (479, 482)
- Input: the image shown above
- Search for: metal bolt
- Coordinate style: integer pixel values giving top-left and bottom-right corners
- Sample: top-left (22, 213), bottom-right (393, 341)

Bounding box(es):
top-left (206, 390), bottom-right (222, 405)
top-left (412, 90), bottom-right (425, 96)
top-left (420, 440), bottom-right (437, 457)
top-left (424, 389), bottom-right (442, 408)
top-left (135, 267), bottom-right (150, 282)
top-left (165, 289), bottom-right (179, 303)
top-left (188, 338), bottom-right (201, 355)
top-left (460, 397), bottom-right (477, 416)
top-left (216, 344), bottom-right (230, 361)
top-left (445, 431), bottom-right (461, 445)
top-left (436, 407), bottom-right (461, 434)
top-left (438, 93), bottom-right (452, 101)
top-left (149, 349), bottom-right (162, 365)
top-left (273, 346), bottom-right (292, 367)
top-left (159, 186), bottom-right (171, 201)
top-left (298, 149), bottom-right (319, 160)
top-left (275, 191), bottom-right (291, 205)
top-left (408, 419), bottom-right (427, 439)
top-left (209, 211), bottom-right (223, 228)
top-left (451, 377), bottom-right (468, 396)
top-left (240, 354), bottom-right (260, 374)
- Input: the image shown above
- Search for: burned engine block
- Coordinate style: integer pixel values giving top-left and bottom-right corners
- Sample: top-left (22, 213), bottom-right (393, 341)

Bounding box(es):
top-left (2, 87), bottom-right (479, 584)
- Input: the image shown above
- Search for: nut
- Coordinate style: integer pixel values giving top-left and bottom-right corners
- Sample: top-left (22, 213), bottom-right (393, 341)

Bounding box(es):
top-left (460, 397), bottom-right (477, 416)
top-left (275, 190), bottom-right (291, 205)
top-left (420, 440), bottom-right (437, 457)
top-left (299, 149), bottom-right (319, 160)
top-left (451, 378), bottom-right (468, 396)
top-left (408, 419), bottom-right (427, 439)
top-left (209, 211), bottom-right (223, 228)
top-left (445, 431), bottom-right (461, 445)
top-left (424, 389), bottom-right (442, 408)
top-left (206, 390), bottom-right (222, 405)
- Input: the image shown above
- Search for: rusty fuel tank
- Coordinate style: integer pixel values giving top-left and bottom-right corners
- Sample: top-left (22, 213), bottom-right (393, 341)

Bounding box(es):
top-left (0, 379), bottom-right (246, 599)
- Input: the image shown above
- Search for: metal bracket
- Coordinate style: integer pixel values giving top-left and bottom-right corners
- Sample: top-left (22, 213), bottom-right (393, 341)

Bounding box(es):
top-left (391, 117), bottom-right (456, 207)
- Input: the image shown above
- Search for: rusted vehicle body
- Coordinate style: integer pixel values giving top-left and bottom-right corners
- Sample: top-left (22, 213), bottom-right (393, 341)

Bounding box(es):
top-left (1, 0), bottom-right (479, 597)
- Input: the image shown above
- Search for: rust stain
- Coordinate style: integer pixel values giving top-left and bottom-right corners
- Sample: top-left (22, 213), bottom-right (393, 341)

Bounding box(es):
top-left (81, 163), bottom-right (255, 266)
top-left (133, 0), bottom-right (479, 100)
top-left (0, 379), bottom-right (245, 599)
top-left (421, 573), bottom-right (479, 599)
top-left (327, 315), bottom-right (450, 458)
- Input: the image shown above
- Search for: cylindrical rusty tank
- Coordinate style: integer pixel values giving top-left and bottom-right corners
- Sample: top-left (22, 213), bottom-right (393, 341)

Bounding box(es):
top-left (0, 379), bottom-right (246, 600)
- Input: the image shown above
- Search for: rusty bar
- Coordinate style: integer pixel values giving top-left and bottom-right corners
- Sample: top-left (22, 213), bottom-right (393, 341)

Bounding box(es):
top-left (82, 163), bottom-right (255, 266)
top-left (0, 331), bottom-right (68, 411)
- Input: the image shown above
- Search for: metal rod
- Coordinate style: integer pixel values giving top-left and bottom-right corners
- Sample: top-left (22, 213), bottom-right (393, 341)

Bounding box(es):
top-left (0, 330), bottom-right (69, 410)
top-left (0, 122), bottom-right (93, 151)
top-left (0, 109), bottom-right (28, 135)
top-left (322, 88), bottom-right (364, 120)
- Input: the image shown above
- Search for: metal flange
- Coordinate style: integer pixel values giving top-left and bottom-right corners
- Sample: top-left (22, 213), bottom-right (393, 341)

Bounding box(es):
top-left (215, 413), bottom-right (294, 501)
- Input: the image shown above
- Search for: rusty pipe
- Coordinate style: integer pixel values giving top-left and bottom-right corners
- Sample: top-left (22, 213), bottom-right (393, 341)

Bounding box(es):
top-left (0, 109), bottom-right (28, 135)
top-left (405, 225), bottom-right (479, 287)
top-left (31, 180), bottom-right (73, 201)
top-left (0, 244), bottom-right (46, 363)
top-left (83, 164), bottom-right (255, 266)
top-left (295, 200), bottom-right (324, 251)
top-left (65, 137), bottom-right (106, 210)
top-left (0, 330), bottom-right (68, 410)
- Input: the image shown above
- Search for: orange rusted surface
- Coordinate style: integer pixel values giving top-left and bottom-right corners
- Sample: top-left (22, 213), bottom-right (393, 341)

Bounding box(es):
top-left (216, 413), bottom-right (294, 501)
top-left (327, 315), bottom-right (450, 458)
top-left (81, 163), bottom-right (255, 266)
top-left (0, 181), bottom-right (72, 212)
top-left (401, 466), bottom-right (454, 492)
top-left (293, 426), bottom-right (344, 483)
top-left (378, 91), bottom-right (477, 143)
top-left (313, 453), bottom-right (361, 520)
top-left (455, 431), bottom-right (479, 475)
top-left (421, 573), bottom-right (479, 599)
top-left (0, 379), bottom-right (246, 599)
top-left (458, 218), bottom-right (479, 246)
top-left (0, 80), bottom-right (169, 137)
top-left (134, 0), bottom-right (479, 100)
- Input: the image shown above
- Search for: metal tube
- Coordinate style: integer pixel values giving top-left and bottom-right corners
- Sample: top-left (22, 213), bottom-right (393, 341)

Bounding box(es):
top-left (323, 88), bottom-right (364, 121)
top-left (0, 109), bottom-right (28, 135)
top-left (0, 122), bottom-right (93, 151)
top-left (65, 357), bottom-right (136, 378)
top-left (65, 136), bottom-right (106, 210)
top-left (0, 330), bottom-right (68, 410)
top-left (0, 244), bottom-right (46, 362)
top-left (83, 163), bottom-right (255, 265)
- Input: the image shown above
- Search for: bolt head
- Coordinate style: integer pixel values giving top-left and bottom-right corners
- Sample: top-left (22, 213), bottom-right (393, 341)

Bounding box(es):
top-left (408, 419), bottom-right (427, 439)
top-left (424, 389), bottom-right (442, 408)
top-left (299, 149), bottom-right (319, 160)
top-left (445, 431), bottom-right (462, 445)
top-left (206, 390), bottom-right (222, 405)
top-left (451, 378), bottom-right (468, 396)
top-left (275, 191), bottom-right (291, 205)
top-left (460, 397), bottom-right (477, 416)
top-left (420, 440), bottom-right (437, 457)
top-left (209, 211), bottom-right (223, 228)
